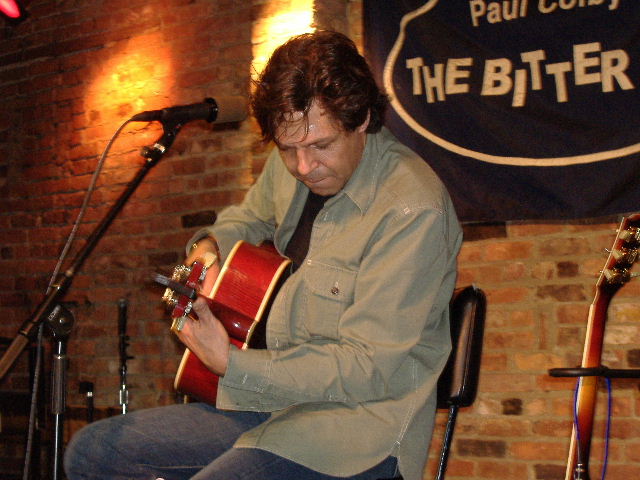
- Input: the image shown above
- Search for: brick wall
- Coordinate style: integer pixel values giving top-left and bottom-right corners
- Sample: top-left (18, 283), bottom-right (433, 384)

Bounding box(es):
top-left (427, 219), bottom-right (640, 479)
top-left (0, 1), bottom-right (638, 479)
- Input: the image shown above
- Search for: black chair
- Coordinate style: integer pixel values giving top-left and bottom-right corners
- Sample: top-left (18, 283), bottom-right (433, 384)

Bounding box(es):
top-left (386, 285), bottom-right (486, 480)
top-left (434, 285), bottom-right (486, 480)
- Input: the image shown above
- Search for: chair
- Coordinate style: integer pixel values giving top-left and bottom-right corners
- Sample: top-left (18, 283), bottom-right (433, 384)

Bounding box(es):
top-left (434, 285), bottom-right (486, 480)
top-left (386, 285), bottom-right (486, 480)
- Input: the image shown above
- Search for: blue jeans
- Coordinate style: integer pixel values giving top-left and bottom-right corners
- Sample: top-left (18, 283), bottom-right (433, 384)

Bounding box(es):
top-left (64, 402), bottom-right (399, 480)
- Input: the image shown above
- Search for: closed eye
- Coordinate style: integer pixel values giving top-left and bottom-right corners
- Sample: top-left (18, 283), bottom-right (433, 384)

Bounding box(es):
top-left (311, 139), bottom-right (336, 151)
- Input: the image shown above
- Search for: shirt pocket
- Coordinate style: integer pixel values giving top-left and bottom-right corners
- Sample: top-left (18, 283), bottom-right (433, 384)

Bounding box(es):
top-left (302, 261), bottom-right (357, 340)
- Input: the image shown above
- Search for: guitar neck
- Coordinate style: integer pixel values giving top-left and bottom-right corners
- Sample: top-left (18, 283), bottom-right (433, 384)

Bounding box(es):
top-left (564, 303), bottom-right (603, 480)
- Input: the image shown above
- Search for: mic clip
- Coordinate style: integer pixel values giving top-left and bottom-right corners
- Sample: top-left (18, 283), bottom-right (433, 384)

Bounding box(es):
top-left (140, 123), bottom-right (182, 163)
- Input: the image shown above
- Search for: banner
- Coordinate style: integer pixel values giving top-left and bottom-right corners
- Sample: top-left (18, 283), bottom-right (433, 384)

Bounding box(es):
top-left (364, 0), bottom-right (640, 221)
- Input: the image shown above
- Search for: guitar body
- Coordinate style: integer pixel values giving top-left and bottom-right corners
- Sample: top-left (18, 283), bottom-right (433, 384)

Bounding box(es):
top-left (564, 214), bottom-right (640, 480)
top-left (167, 241), bottom-right (290, 404)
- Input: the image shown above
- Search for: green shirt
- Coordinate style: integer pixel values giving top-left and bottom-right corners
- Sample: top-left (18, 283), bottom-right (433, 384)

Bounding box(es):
top-left (189, 127), bottom-right (462, 480)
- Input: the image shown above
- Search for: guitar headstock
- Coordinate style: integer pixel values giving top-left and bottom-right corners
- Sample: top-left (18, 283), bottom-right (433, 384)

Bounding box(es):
top-left (160, 260), bottom-right (207, 323)
top-left (599, 213), bottom-right (640, 290)
top-left (157, 251), bottom-right (217, 331)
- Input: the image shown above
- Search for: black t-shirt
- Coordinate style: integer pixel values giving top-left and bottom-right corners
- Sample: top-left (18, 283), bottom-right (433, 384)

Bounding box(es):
top-left (284, 191), bottom-right (331, 272)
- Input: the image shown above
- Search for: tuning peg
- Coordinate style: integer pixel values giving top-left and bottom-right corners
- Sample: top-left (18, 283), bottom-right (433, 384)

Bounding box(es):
top-left (618, 227), bottom-right (640, 244)
top-left (171, 264), bottom-right (192, 281)
top-left (604, 247), bottom-right (638, 266)
top-left (613, 248), bottom-right (637, 264)
top-left (602, 268), bottom-right (631, 284)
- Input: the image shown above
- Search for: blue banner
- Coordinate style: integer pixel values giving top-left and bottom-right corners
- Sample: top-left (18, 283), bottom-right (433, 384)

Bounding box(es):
top-left (364, 0), bottom-right (640, 221)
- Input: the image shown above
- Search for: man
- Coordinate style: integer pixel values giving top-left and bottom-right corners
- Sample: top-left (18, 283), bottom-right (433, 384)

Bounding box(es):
top-left (64, 30), bottom-right (462, 480)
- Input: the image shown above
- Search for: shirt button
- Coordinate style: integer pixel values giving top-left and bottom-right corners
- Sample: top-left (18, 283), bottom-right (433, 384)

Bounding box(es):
top-left (331, 286), bottom-right (340, 295)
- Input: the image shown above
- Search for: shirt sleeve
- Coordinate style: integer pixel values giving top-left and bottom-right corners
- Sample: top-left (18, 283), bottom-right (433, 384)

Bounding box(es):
top-left (186, 148), bottom-right (281, 261)
top-left (218, 198), bottom-right (461, 408)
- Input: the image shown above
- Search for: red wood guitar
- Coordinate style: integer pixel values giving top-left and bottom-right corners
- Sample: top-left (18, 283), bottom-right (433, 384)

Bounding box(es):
top-left (158, 241), bottom-right (290, 403)
top-left (562, 214), bottom-right (640, 480)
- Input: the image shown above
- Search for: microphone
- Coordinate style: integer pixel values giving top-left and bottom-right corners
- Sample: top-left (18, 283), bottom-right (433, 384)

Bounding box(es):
top-left (130, 96), bottom-right (247, 125)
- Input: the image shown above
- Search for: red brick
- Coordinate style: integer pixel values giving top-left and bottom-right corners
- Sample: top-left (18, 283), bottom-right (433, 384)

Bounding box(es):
top-left (457, 438), bottom-right (506, 458)
top-left (485, 286), bottom-right (530, 304)
top-left (514, 352), bottom-right (565, 371)
top-left (556, 303), bottom-right (590, 324)
top-left (508, 223), bottom-right (566, 237)
top-left (484, 241), bottom-right (534, 261)
top-left (484, 331), bottom-right (539, 351)
top-left (478, 373), bottom-right (536, 393)
top-left (539, 237), bottom-right (593, 257)
top-left (477, 460), bottom-right (529, 479)
top-left (510, 440), bottom-right (567, 461)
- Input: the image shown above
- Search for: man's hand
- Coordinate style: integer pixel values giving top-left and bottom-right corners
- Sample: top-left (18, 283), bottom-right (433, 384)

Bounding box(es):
top-left (185, 236), bottom-right (221, 297)
top-left (175, 236), bottom-right (230, 376)
top-left (175, 297), bottom-right (230, 376)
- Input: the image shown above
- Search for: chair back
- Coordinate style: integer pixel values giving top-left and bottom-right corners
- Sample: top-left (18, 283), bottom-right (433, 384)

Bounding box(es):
top-left (380, 285), bottom-right (486, 480)
top-left (437, 285), bottom-right (486, 409)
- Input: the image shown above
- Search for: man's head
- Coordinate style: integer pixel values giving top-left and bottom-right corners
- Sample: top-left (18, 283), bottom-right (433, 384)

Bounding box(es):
top-left (251, 31), bottom-right (388, 195)
top-left (251, 30), bottom-right (387, 144)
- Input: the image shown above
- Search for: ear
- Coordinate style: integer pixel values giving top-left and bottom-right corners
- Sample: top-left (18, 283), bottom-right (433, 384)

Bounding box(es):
top-left (356, 110), bottom-right (370, 133)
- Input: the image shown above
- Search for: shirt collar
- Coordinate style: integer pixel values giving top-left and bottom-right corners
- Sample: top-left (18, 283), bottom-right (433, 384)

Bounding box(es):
top-left (337, 128), bottom-right (387, 215)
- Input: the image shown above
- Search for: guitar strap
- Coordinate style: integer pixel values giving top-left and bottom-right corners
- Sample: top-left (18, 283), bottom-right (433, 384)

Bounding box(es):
top-left (284, 191), bottom-right (331, 272)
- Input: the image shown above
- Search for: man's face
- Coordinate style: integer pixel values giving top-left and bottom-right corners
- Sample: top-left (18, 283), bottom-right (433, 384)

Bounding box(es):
top-left (275, 101), bottom-right (369, 196)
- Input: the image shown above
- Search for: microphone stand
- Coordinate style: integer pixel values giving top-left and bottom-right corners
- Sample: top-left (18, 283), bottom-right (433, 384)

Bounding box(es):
top-left (0, 121), bottom-right (183, 479)
top-left (118, 297), bottom-right (133, 414)
top-left (47, 303), bottom-right (74, 480)
top-left (79, 381), bottom-right (95, 423)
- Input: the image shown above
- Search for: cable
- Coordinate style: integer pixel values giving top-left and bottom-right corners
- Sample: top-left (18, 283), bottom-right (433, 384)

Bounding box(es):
top-left (46, 119), bottom-right (133, 293)
top-left (22, 119), bottom-right (132, 480)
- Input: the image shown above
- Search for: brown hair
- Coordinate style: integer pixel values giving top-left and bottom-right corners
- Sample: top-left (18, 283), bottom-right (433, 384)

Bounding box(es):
top-left (251, 30), bottom-right (388, 143)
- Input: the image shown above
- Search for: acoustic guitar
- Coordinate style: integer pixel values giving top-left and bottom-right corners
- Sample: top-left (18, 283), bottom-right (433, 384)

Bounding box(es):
top-left (561, 214), bottom-right (640, 480)
top-left (157, 240), bottom-right (291, 403)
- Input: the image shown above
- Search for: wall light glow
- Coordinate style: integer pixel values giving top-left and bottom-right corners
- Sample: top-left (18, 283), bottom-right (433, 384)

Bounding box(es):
top-left (252, 1), bottom-right (315, 78)
top-left (84, 32), bottom-right (174, 143)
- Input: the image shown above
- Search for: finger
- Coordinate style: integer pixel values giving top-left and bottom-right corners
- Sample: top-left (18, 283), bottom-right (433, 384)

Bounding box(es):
top-left (199, 262), bottom-right (220, 298)
top-left (185, 237), bottom-right (219, 267)
top-left (184, 244), bottom-right (221, 297)
top-left (191, 298), bottom-right (213, 324)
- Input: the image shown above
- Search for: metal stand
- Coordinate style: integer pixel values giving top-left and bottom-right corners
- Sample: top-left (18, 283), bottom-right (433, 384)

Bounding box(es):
top-left (435, 404), bottom-right (459, 480)
top-left (118, 298), bottom-right (133, 414)
top-left (549, 366), bottom-right (640, 379)
top-left (549, 366), bottom-right (640, 480)
top-left (47, 304), bottom-right (75, 480)
top-left (0, 124), bottom-right (181, 380)
top-left (79, 381), bottom-right (95, 423)
top-left (0, 122), bottom-right (182, 480)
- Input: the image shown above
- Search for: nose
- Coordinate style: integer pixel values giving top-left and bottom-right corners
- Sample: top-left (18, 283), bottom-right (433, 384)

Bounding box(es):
top-left (295, 148), bottom-right (317, 177)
